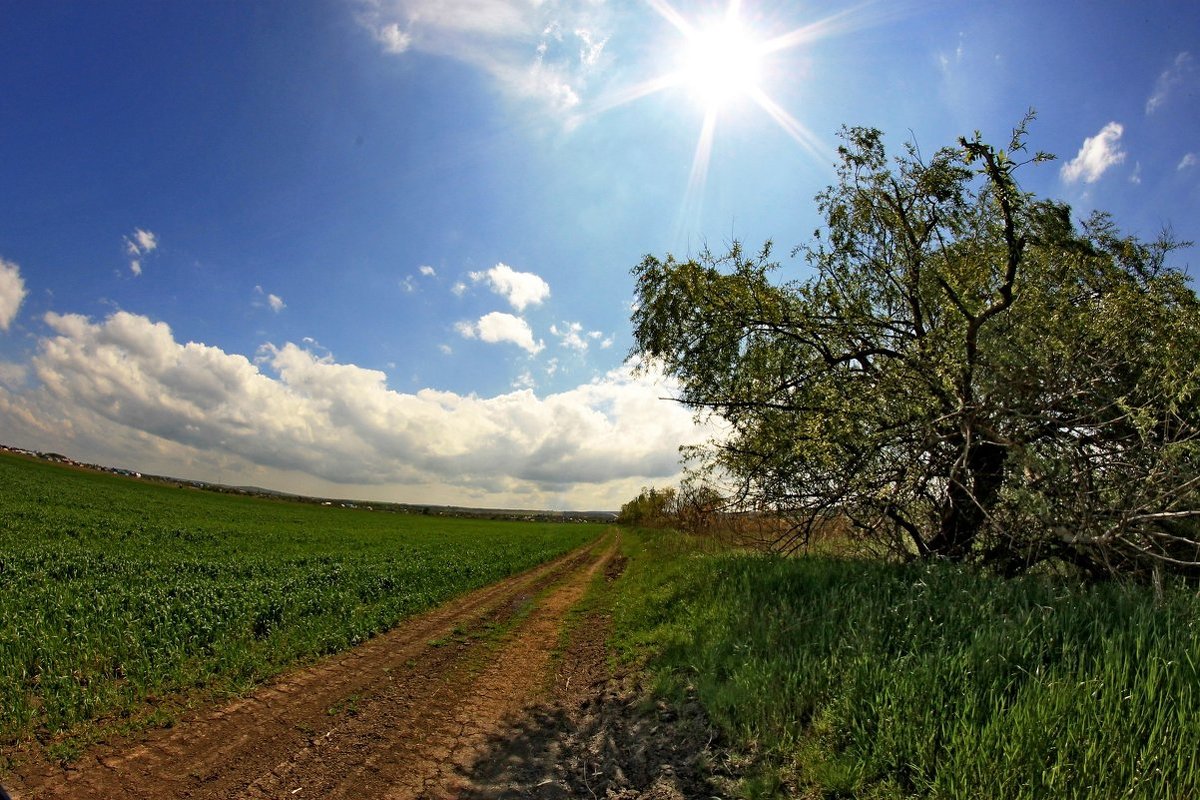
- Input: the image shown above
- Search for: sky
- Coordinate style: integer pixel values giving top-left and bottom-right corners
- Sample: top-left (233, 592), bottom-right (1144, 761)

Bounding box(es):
top-left (0, 0), bottom-right (1197, 511)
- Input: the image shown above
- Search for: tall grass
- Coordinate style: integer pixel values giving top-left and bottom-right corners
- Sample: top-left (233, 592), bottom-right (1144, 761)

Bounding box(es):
top-left (614, 529), bottom-right (1200, 798)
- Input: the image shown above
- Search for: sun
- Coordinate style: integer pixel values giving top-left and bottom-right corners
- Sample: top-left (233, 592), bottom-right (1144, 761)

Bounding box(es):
top-left (589, 0), bottom-right (865, 238)
top-left (680, 16), bottom-right (764, 112)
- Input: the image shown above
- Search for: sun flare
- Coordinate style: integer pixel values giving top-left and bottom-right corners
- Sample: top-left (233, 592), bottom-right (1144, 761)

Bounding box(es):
top-left (592, 0), bottom-right (863, 240)
top-left (680, 17), bottom-right (764, 111)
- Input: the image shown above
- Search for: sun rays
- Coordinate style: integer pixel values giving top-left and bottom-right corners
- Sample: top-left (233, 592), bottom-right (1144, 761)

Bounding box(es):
top-left (590, 0), bottom-right (876, 239)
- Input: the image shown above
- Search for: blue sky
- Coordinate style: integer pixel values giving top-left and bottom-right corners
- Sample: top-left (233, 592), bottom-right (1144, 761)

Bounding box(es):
top-left (0, 0), bottom-right (1197, 510)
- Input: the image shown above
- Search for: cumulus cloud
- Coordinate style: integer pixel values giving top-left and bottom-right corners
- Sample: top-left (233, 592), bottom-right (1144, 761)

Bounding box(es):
top-left (457, 311), bottom-right (544, 353)
top-left (469, 262), bottom-right (550, 311)
top-left (124, 228), bottom-right (158, 276)
top-left (0, 309), bottom-right (703, 506)
top-left (0, 258), bottom-right (28, 331)
top-left (1060, 122), bottom-right (1126, 184)
top-left (0, 361), bottom-right (28, 388)
top-left (1146, 52), bottom-right (1194, 114)
top-left (419, 265), bottom-right (436, 277)
top-left (1178, 153), bottom-right (1198, 171)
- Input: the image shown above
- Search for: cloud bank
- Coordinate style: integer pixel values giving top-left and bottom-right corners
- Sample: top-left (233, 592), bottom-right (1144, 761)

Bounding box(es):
top-left (0, 309), bottom-right (703, 509)
top-left (0, 258), bottom-right (27, 331)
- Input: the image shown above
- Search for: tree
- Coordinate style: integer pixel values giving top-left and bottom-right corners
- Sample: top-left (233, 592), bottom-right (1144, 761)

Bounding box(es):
top-left (630, 116), bottom-right (1200, 578)
top-left (617, 486), bottom-right (679, 527)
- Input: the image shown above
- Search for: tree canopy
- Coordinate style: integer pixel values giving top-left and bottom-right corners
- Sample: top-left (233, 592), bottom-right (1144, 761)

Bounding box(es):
top-left (630, 117), bottom-right (1200, 578)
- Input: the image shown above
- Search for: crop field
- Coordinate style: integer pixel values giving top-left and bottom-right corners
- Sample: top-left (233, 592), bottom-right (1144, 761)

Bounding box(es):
top-left (0, 453), bottom-right (598, 748)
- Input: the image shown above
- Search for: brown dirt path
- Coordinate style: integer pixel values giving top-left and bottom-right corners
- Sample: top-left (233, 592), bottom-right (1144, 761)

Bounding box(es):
top-left (5, 531), bottom-right (620, 800)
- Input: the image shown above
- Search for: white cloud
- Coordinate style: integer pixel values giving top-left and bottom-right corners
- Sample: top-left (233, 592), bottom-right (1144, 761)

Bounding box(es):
top-left (551, 320), bottom-right (606, 352)
top-left (936, 31), bottom-right (965, 75)
top-left (254, 286), bottom-right (286, 312)
top-left (123, 228), bottom-right (158, 276)
top-left (576, 28), bottom-right (607, 67)
top-left (1130, 162), bottom-right (1143, 184)
top-left (403, 265), bottom-right (437, 293)
top-left (375, 22), bottom-right (412, 53)
top-left (551, 321), bottom-right (587, 351)
top-left (451, 281), bottom-right (467, 297)
top-left (1060, 122), bottom-right (1126, 184)
top-left (0, 309), bottom-right (706, 508)
top-left (0, 258), bottom-right (28, 331)
top-left (458, 311), bottom-right (544, 353)
top-left (357, 0), bottom-right (608, 116)
top-left (0, 361), bottom-right (27, 388)
top-left (1178, 153), bottom-right (1198, 171)
top-left (1146, 52), bottom-right (1194, 114)
top-left (469, 262), bottom-right (550, 311)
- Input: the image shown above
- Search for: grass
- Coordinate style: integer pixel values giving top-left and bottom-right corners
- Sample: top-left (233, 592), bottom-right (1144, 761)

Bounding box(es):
top-left (612, 528), bottom-right (1200, 799)
top-left (0, 452), bottom-right (598, 752)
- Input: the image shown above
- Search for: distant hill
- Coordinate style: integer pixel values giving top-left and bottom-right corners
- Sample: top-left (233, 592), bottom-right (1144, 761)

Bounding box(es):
top-left (0, 443), bottom-right (617, 522)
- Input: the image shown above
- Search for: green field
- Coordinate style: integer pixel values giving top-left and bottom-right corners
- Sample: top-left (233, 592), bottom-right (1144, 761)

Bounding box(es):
top-left (0, 453), bottom-right (598, 749)
top-left (615, 529), bottom-right (1200, 799)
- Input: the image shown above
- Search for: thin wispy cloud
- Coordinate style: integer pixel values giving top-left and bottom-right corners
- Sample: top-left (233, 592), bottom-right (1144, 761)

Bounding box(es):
top-left (254, 286), bottom-right (285, 312)
top-left (1061, 122), bottom-right (1126, 184)
top-left (1146, 51), bottom-right (1194, 114)
top-left (358, 0), bottom-right (609, 114)
top-left (1178, 152), bottom-right (1198, 171)
top-left (0, 258), bottom-right (28, 331)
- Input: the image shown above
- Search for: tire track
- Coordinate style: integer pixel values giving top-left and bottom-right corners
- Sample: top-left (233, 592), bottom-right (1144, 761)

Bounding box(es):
top-left (7, 532), bottom-right (617, 800)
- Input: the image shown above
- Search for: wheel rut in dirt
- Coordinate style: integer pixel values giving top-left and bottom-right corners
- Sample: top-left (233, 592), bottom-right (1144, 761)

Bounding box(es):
top-left (6, 532), bottom-right (619, 800)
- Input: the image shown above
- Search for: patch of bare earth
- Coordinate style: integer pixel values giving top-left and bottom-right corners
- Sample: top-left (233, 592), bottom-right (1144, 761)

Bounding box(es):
top-left (4, 532), bottom-right (727, 799)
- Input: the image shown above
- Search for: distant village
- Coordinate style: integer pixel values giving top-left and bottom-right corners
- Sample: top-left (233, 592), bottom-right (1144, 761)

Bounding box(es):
top-left (0, 443), bottom-right (616, 523)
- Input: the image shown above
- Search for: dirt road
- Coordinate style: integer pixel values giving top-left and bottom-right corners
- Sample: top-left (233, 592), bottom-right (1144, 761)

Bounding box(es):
top-left (7, 532), bottom-right (645, 799)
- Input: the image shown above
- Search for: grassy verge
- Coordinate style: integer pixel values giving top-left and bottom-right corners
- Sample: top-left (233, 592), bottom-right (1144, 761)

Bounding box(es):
top-left (611, 527), bottom-right (1200, 799)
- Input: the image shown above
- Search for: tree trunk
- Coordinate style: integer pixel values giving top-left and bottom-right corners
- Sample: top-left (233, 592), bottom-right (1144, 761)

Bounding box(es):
top-left (928, 438), bottom-right (1007, 560)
